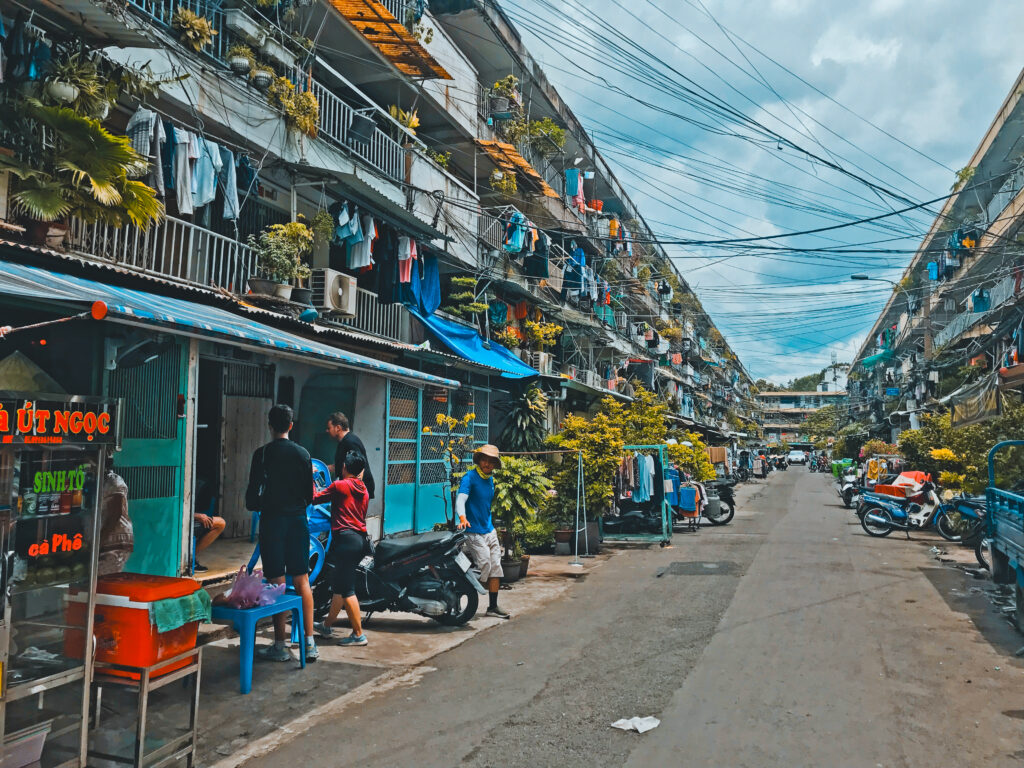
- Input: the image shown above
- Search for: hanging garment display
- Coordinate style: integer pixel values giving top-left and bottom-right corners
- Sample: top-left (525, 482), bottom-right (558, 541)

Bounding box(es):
top-left (191, 137), bottom-right (223, 210)
top-left (173, 129), bottom-right (197, 216)
top-left (218, 146), bottom-right (239, 220)
top-left (397, 237), bottom-right (417, 283)
top-left (503, 211), bottom-right (527, 253)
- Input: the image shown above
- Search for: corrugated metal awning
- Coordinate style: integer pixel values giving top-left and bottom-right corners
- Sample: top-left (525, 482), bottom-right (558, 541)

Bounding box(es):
top-left (327, 0), bottom-right (452, 79)
top-left (477, 140), bottom-right (559, 198)
top-left (0, 260), bottom-right (459, 389)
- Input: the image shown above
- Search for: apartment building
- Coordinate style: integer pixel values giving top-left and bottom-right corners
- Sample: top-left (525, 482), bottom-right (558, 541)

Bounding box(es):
top-left (0, 0), bottom-right (756, 572)
top-left (850, 67), bottom-right (1024, 439)
top-left (758, 391), bottom-right (848, 448)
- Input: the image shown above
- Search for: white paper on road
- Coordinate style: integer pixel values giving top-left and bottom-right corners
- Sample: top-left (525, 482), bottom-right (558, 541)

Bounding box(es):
top-left (611, 717), bottom-right (660, 733)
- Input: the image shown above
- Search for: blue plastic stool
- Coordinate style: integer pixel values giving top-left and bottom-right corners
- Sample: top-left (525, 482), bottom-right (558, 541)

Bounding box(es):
top-left (211, 593), bottom-right (306, 694)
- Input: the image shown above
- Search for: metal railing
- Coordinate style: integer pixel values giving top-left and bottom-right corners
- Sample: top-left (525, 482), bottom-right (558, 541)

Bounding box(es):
top-left (295, 69), bottom-right (404, 181)
top-left (933, 272), bottom-right (1019, 348)
top-left (126, 0), bottom-right (227, 61)
top-left (68, 215), bottom-right (255, 293)
top-left (335, 288), bottom-right (407, 341)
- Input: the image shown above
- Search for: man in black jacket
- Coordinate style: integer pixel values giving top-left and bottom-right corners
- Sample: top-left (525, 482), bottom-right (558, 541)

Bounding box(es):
top-left (245, 404), bottom-right (318, 662)
top-left (326, 412), bottom-right (375, 498)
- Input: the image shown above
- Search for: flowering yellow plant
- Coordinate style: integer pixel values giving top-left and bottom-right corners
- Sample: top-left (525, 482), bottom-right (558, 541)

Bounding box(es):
top-left (929, 447), bottom-right (958, 462)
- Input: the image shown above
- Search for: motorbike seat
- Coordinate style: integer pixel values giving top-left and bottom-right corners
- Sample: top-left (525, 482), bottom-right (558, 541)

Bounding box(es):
top-left (374, 531), bottom-right (455, 564)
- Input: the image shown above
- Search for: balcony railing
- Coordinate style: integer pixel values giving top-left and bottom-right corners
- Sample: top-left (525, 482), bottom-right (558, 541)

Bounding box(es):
top-left (334, 288), bottom-right (407, 341)
top-left (294, 68), bottom-right (404, 181)
top-left (68, 216), bottom-right (254, 293)
top-left (125, 0), bottom-right (403, 181)
top-left (933, 272), bottom-right (1019, 348)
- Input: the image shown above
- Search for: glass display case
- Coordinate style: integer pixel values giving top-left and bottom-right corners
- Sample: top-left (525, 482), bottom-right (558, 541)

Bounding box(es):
top-left (0, 395), bottom-right (119, 768)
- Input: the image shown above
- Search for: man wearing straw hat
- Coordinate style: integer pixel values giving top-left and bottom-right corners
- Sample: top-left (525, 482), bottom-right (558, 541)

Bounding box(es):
top-left (456, 444), bottom-right (510, 620)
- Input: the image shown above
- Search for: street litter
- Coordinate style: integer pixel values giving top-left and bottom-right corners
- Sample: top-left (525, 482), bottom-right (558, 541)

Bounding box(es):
top-left (611, 717), bottom-right (660, 733)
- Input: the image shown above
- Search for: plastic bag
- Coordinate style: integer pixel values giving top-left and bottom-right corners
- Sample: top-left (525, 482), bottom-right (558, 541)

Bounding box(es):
top-left (225, 567), bottom-right (286, 609)
top-left (226, 567), bottom-right (265, 609)
top-left (257, 581), bottom-right (285, 606)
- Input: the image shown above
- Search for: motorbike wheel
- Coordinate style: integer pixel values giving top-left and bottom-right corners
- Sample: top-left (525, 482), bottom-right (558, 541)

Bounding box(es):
top-left (861, 506), bottom-right (894, 537)
top-left (705, 500), bottom-right (735, 526)
top-left (975, 537), bottom-right (991, 570)
top-left (842, 488), bottom-right (854, 509)
top-left (433, 583), bottom-right (479, 627)
top-left (933, 511), bottom-right (964, 543)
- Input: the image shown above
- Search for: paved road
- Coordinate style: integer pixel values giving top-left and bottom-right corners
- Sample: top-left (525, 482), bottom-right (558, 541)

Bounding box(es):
top-left (245, 469), bottom-right (1024, 768)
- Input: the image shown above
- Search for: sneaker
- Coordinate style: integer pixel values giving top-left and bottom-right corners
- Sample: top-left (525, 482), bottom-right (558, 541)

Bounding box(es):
top-left (305, 641), bottom-right (319, 663)
top-left (193, 562), bottom-right (208, 573)
top-left (312, 621), bottom-right (335, 639)
top-left (339, 633), bottom-right (368, 647)
top-left (486, 606), bottom-right (511, 620)
top-left (255, 644), bottom-right (292, 662)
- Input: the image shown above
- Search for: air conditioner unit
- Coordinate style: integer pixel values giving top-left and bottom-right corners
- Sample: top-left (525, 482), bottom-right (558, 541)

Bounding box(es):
top-left (581, 370), bottom-right (601, 388)
top-left (311, 268), bottom-right (357, 317)
top-left (530, 351), bottom-right (553, 375)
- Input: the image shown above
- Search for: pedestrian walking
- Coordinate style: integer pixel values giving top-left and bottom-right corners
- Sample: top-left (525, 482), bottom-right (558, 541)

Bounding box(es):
top-left (312, 450), bottom-right (370, 647)
top-left (456, 444), bottom-right (510, 620)
top-left (245, 404), bottom-right (319, 662)
top-left (326, 412), bottom-right (375, 499)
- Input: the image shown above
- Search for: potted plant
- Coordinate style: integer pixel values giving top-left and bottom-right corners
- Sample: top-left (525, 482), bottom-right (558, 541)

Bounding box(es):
top-left (489, 169), bottom-right (517, 196)
top-left (493, 326), bottom-right (521, 349)
top-left (261, 35), bottom-right (297, 70)
top-left (0, 101), bottom-right (163, 246)
top-left (493, 457), bottom-right (552, 582)
top-left (42, 50), bottom-right (103, 114)
top-left (246, 221), bottom-right (313, 299)
top-left (250, 64), bottom-right (274, 90)
top-left (284, 90), bottom-right (319, 139)
top-left (528, 116), bottom-right (566, 157)
top-left (348, 109), bottom-right (377, 145)
top-left (224, 9), bottom-right (267, 47)
top-left (489, 74), bottom-right (520, 116)
top-left (497, 385), bottom-right (548, 454)
top-left (440, 276), bottom-right (488, 319)
top-left (227, 44), bottom-right (255, 75)
top-left (523, 319), bottom-right (563, 351)
top-left (388, 105), bottom-right (419, 137)
top-left (171, 8), bottom-right (218, 52)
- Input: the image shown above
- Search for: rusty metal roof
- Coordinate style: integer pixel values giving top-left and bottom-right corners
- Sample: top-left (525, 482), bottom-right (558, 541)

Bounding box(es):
top-left (477, 140), bottom-right (559, 198)
top-left (328, 0), bottom-right (452, 80)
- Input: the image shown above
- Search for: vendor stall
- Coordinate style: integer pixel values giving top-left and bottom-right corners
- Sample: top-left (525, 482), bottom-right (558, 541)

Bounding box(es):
top-left (0, 393), bottom-right (118, 768)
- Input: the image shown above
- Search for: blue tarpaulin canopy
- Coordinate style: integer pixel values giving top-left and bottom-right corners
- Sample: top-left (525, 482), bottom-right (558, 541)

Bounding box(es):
top-left (0, 260), bottom-right (459, 388)
top-left (407, 307), bottom-right (538, 379)
top-left (860, 349), bottom-right (894, 368)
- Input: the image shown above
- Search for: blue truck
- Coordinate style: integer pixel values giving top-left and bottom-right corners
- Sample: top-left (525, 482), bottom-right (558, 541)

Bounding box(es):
top-left (985, 441), bottom-right (1024, 630)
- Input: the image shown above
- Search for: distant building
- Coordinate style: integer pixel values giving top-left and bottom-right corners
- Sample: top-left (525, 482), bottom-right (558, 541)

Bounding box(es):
top-left (757, 391), bottom-right (849, 448)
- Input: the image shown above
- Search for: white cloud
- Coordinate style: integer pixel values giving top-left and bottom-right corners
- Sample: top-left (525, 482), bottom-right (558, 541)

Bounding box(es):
top-left (810, 29), bottom-right (902, 68)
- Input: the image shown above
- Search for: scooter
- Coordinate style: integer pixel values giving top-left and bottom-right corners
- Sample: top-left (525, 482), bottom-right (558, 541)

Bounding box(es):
top-left (705, 480), bottom-right (736, 525)
top-left (314, 529), bottom-right (487, 626)
top-left (860, 482), bottom-right (954, 538)
top-left (835, 467), bottom-right (859, 508)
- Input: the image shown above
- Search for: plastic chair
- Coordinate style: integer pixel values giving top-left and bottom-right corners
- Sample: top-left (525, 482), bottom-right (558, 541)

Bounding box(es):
top-left (312, 458), bottom-right (331, 490)
top-left (250, 509), bottom-right (261, 543)
top-left (210, 593), bottom-right (306, 694)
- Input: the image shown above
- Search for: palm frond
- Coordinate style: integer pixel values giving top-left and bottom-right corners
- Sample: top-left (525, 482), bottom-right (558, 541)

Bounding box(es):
top-left (11, 185), bottom-right (72, 222)
top-left (118, 180), bottom-right (165, 230)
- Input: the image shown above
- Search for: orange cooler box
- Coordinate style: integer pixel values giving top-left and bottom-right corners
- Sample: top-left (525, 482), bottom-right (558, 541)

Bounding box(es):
top-left (67, 573), bottom-right (201, 679)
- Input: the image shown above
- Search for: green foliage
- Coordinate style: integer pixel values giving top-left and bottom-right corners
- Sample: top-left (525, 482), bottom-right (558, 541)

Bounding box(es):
top-left (492, 74), bottom-right (520, 100)
top-left (951, 165), bottom-right (976, 192)
top-left (426, 149), bottom-right (451, 169)
top-left (547, 408), bottom-right (624, 521)
top-left (523, 320), bottom-right (563, 349)
top-left (247, 221), bottom-right (313, 282)
top-left (310, 208), bottom-right (334, 248)
top-left (528, 117), bottom-right (566, 156)
top-left (788, 367), bottom-right (826, 391)
top-left (442, 277), bottom-right (487, 318)
top-left (522, 518), bottom-right (555, 554)
top-left (493, 457), bottom-right (553, 557)
top-left (860, 438), bottom-right (898, 457)
top-left (0, 101), bottom-right (163, 229)
top-left (226, 44), bottom-right (256, 67)
top-left (489, 169), bottom-right (518, 196)
top-left (802, 404), bottom-right (841, 440)
top-left (602, 387), bottom-right (669, 446)
top-left (498, 385), bottom-right (548, 454)
top-left (171, 8), bottom-right (217, 52)
top-left (666, 431), bottom-right (716, 482)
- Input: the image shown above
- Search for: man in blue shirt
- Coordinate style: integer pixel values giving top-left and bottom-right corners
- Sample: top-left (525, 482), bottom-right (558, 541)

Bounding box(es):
top-left (457, 444), bottom-right (509, 619)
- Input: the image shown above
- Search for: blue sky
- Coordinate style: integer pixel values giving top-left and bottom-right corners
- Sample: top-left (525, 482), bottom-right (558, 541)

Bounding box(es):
top-left (507, 0), bottom-right (1024, 383)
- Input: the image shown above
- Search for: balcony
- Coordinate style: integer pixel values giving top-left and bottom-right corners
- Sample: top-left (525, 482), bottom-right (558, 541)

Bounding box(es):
top-left (68, 215), bottom-right (254, 293)
top-left (125, 0), bottom-right (405, 182)
top-left (333, 288), bottom-right (408, 341)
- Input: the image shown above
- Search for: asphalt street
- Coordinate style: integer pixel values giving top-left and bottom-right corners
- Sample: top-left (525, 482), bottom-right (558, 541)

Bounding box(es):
top-left (244, 468), bottom-right (1024, 768)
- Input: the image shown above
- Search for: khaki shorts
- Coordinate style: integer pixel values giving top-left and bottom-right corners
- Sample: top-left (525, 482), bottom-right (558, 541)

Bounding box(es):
top-left (464, 530), bottom-right (503, 581)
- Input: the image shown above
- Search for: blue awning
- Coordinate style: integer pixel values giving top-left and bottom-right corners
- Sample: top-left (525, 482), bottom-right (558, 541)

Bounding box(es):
top-left (0, 260), bottom-right (459, 388)
top-left (407, 307), bottom-right (538, 379)
top-left (860, 349), bottom-right (894, 368)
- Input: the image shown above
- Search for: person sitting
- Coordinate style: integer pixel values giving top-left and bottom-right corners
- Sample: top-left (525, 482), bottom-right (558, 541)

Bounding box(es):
top-left (312, 450), bottom-right (370, 647)
top-left (193, 505), bottom-right (226, 573)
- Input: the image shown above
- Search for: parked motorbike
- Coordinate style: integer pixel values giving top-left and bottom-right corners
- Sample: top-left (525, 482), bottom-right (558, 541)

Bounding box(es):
top-left (314, 529), bottom-right (486, 626)
top-left (705, 480), bottom-right (736, 525)
top-left (775, 457), bottom-right (787, 471)
top-left (835, 467), bottom-right (859, 508)
top-left (736, 466), bottom-right (751, 482)
top-left (860, 482), bottom-right (961, 539)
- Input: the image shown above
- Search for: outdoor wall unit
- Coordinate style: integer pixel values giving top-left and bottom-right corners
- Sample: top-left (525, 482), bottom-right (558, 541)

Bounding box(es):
top-left (529, 351), bottom-right (553, 375)
top-left (311, 268), bottom-right (358, 317)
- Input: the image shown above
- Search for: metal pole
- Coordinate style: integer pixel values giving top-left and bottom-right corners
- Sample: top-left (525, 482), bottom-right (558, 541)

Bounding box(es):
top-left (570, 450), bottom-right (583, 567)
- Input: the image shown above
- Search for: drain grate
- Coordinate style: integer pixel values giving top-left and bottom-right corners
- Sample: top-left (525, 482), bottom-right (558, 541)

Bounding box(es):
top-left (660, 561), bottom-right (740, 576)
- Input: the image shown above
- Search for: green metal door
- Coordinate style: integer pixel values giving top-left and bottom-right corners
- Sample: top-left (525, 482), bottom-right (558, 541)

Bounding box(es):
top-left (106, 338), bottom-right (190, 576)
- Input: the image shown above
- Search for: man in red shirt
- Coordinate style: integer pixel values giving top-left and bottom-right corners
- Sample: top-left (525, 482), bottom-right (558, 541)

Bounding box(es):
top-left (312, 451), bottom-right (370, 646)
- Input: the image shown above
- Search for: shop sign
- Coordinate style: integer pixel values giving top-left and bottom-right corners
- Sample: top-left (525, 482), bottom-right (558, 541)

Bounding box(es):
top-left (885, 387), bottom-right (900, 396)
top-left (0, 397), bottom-right (119, 445)
top-left (27, 533), bottom-right (84, 557)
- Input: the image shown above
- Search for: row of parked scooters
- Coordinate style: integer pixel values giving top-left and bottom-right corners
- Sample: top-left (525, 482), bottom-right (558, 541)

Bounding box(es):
top-left (834, 465), bottom-right (989, 568)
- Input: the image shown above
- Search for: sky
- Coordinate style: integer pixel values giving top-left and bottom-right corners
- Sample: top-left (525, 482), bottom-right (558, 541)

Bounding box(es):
top-left (505, 0), bottom-right (1024, 384)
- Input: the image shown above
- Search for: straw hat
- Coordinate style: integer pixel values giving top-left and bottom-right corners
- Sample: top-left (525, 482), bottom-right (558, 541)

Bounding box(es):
top-left (473, 444), bottom-right (501, 466)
